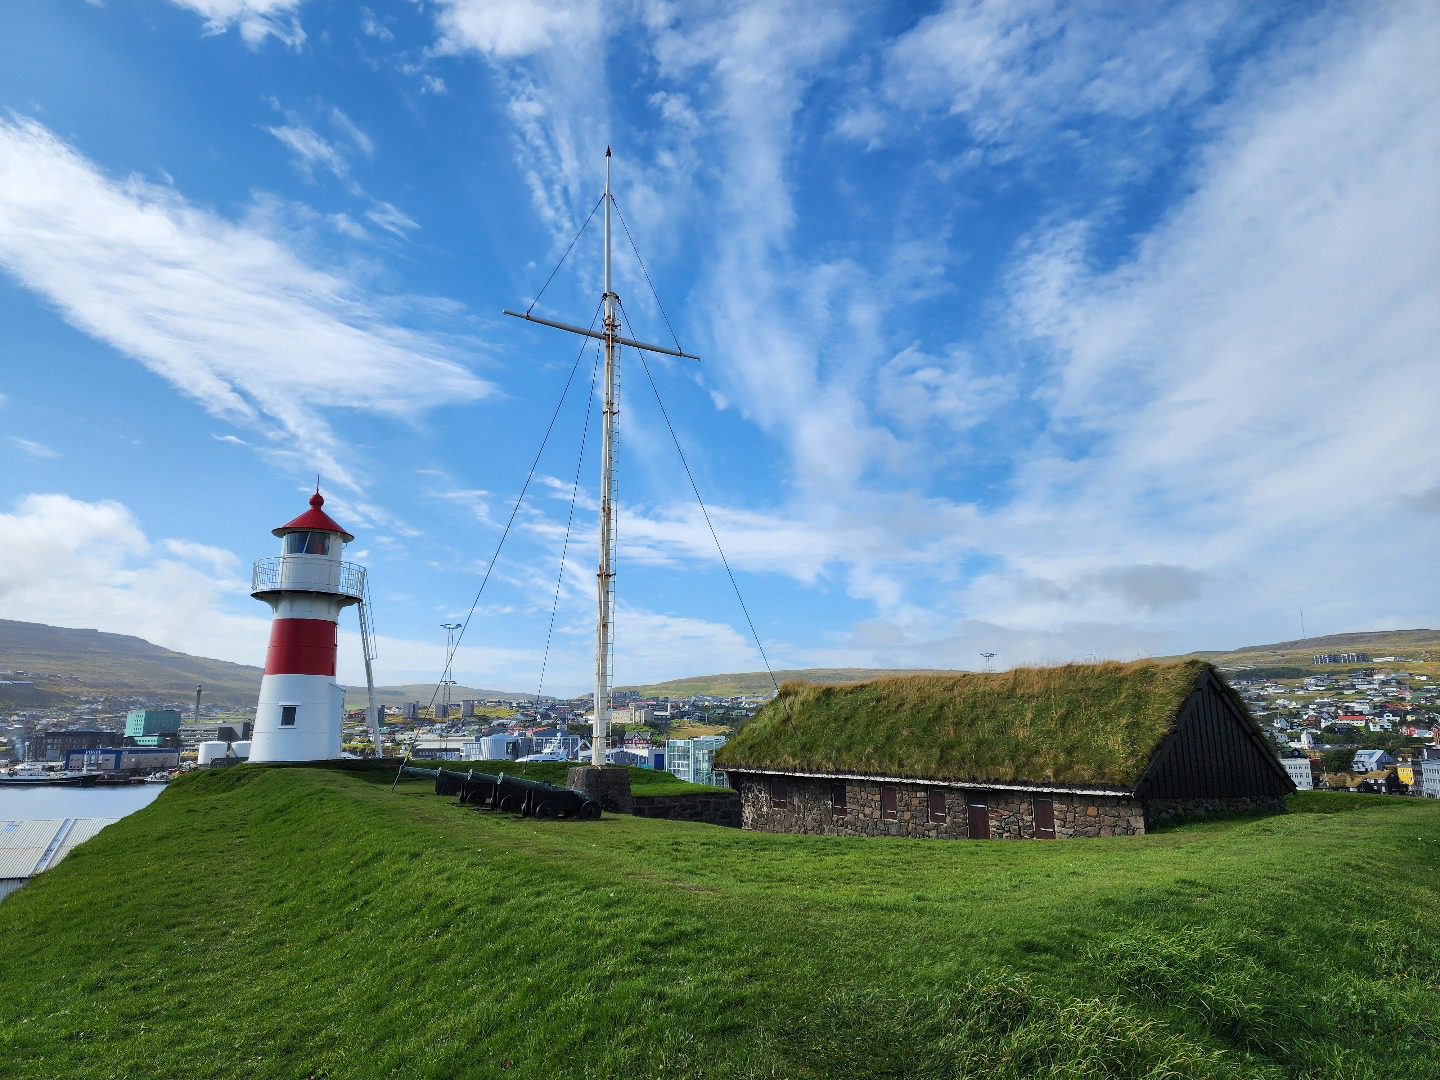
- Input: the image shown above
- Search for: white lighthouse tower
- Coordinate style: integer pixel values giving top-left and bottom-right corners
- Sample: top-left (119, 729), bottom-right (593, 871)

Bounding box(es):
top-left (248, 489), bottom-right (378, 762)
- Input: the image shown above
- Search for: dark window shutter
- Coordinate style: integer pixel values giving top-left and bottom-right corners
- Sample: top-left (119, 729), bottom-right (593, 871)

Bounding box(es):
top-left (881, 785), bottom-right (898, 820)
top-left (1033, 795), bottom-right (1056, 839)
top-left (831, 782), bottom-right (847, 815)
top-left (928, 790), bottom-right (948, 824)
top-left (770, 779), bottom-right (789, 809)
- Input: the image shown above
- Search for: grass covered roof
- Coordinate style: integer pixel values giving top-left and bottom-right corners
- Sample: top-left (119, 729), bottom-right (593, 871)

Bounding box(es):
top-left (717, 659), bottom-right (1232, 790)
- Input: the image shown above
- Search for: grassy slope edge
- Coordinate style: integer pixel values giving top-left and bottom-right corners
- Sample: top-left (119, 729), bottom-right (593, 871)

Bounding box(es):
top-left (0, 769), bottom-right (1436, 1079)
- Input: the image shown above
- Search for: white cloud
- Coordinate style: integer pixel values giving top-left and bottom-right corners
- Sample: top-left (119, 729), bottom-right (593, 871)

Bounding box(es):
top-left (849, 0), bottom-right (1249, 153)
top-left (876, 345), bottom-right (1016, 433)
top-left (433, 0), bottom-right (602, 60)
top-left (166, 0), bottom-right (307, 49)
top-left (0, 493), bottom-right (270, 667)
top-left (0, 117), bottom-right (491, 490)
top-left (267, 123), bottom-right (354, 186)
top-left (364, 201), bottom-right (420, 237)
top-left (359, 7), bottom-right (394, 43)
top-left (6, 436), bottom-right (59, 460)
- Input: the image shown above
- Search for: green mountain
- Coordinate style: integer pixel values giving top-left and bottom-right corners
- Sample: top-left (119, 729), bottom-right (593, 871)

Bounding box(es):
top-left (0, 619), bottom-right (264, 707)
top-left (0, 620), bottom-right (536, 711)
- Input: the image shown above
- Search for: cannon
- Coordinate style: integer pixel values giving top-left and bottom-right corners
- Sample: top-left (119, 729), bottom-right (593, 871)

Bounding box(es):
top-left (491, 772), bottom-right (602, 819)
top-left (400, 765), bottom-right (600, 820)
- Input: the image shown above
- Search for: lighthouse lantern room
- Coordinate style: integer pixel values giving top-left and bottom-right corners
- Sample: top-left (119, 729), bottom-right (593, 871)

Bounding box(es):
top-left (249, 490), bottom-right (377, 762)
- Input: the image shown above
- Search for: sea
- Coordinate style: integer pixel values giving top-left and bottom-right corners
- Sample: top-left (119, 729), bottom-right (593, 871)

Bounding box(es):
top-left (0, 783), bottom-right (165, 822)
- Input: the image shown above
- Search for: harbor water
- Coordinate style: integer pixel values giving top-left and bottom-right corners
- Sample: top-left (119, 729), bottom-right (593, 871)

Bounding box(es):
top-left (0, 783), bottom-right (165, 822)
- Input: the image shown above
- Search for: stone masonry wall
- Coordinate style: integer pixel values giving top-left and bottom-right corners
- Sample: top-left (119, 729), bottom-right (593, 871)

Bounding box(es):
top-left (630, 793), bottom-right (742, 828)
top-left (1144, 794), bottom-right (1287, 828)
top-left (732, 774), bottom-right (1145, 840)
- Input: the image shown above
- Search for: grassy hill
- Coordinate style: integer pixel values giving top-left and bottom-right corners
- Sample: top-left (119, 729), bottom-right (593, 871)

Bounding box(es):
top-left (0, 764), bottom-right (1435, 1078)
top-left (0, 619), bottom-right (265, 706)
top-left (1180, 628), bottom-right (1440, 678)
top-left (0, 620), bottom-right (536, 711)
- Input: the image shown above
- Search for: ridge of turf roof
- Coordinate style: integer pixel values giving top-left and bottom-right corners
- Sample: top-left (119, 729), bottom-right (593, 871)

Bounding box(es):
top-left (716, 659), bottom-right (1223, 789)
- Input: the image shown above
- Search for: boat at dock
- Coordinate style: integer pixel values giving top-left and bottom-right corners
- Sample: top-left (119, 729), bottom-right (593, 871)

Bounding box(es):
top-left (0, 771), bottom-right (100, 788)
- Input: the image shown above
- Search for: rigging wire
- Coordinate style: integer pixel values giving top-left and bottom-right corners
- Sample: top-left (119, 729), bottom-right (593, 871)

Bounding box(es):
top-left (611, 197), bottom-right (684, 355)
top-left (424, 298), bottom-right (605, 713)
top-left (535, 344), bottom-right (602, 701)
top-left (618, 298), bottom-right (780, 696)
top-left (526, 195), bottom-right (606, 317)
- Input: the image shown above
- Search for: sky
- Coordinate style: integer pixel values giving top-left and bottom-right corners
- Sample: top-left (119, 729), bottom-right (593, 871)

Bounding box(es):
top-left (0, 0), bottom-right (1435, 698)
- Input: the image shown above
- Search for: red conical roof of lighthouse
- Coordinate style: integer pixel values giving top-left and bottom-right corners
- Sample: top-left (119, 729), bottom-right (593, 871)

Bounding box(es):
top-left (272, 489), bottom-right (354, 543)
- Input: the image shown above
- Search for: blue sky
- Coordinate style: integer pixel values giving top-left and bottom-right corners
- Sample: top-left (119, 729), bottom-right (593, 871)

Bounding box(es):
top-left (0, 0), bottom-right (1435, 696)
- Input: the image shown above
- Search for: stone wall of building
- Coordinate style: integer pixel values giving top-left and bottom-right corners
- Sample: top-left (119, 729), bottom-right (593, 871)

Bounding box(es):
top-left (1143, 794), bottom-right (1287, 828)
top-left (731, 774), bottom-right (1146, 840)
top-left (630, 793), bottom-right (742, 828)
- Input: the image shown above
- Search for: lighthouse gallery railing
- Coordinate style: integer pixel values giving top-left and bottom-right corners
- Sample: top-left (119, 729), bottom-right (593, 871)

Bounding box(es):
top-left (251, 557), bottom-right (367, 600)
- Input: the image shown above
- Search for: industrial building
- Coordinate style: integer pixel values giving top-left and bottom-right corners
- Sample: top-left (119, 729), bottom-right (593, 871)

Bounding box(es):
top-left (63, 747), bottom-right (180, 775)
top-left (125, 709), bottom-right (182, 747)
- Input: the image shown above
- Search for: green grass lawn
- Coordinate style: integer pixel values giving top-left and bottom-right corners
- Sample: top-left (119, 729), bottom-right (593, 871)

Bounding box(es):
top-left (1, 769), bottom-right (1436, 1079)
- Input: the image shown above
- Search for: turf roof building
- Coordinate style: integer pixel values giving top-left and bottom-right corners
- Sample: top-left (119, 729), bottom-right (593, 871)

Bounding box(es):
top-left (716, 660), bottom-right (1294, 840)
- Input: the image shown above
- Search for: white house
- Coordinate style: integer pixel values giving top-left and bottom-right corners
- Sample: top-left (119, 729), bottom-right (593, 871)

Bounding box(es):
top-left (1420, 759), bottom-right (1440, 799)
top-left (1281, 755), bottom-right (1314, 791)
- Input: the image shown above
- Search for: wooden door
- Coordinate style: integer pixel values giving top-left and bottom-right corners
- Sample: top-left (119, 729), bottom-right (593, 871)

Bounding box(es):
top-left (967, 796), bottom-right (990, 839)
top-left (1033, 795), bottom-right (1056, 839)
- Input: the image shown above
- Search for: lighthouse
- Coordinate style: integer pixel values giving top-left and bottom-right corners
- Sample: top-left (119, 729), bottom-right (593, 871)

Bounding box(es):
top-left (249, 489), bottom-right (376, 762)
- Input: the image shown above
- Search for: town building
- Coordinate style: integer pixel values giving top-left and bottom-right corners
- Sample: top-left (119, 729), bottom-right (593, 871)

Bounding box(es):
top-left (1281, 754), bottom-right (1314, 791)
top-left (125, 709), bottom-right (182, 747)
top-left (179, 721), bottom-right (254, 749)
top-left (1420, 758), bottom-right (1440, 800)
top-left (1351, 749), bottom-right (1396, 773)
top-left (64, 746), bottom-right (181, 775)
top-left (666, 735), bottom-right (728, 787)
top-left (718, 660), bottom-right (1295, 841)
top-left (26, 729), bottom-right (121, 762)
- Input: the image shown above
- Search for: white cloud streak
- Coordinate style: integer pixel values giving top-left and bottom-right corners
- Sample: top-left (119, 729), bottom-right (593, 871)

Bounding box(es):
top-left (0, 117), bottom-right (492, 490)
top-left (6, 436), bottom-right (60, 460)
top-left (165, 0), bottom-right (307, 48)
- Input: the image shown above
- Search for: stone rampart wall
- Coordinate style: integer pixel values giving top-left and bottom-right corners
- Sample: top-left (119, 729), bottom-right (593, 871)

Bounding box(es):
top-left (1144, 794), bottom-right (1287, 827)
top-left (731, 774), bottom-right (1145, 840)
top-left (630, 793), bottom-right (742, 828)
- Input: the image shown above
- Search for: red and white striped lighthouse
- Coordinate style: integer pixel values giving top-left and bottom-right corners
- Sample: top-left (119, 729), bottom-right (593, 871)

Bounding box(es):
top-left (248, 489), bottom-right (365, 762)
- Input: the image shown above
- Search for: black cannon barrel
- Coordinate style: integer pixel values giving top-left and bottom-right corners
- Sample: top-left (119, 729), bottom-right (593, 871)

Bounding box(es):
top-left (398, 765), bottom-right (599, 819)
top-left (495, 772), bottom-right (600, 819)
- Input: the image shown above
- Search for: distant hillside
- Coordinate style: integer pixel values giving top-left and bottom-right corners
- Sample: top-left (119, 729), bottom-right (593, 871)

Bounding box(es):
top-left (0, 620), bottom-right (541, 712)
top-left (341, 684), bottom-right (547, 709)
top-left (623, 667), bottom-right (966, 698)
top-left (0, 620), bottom-right (266, 707)
top-left (5, 618), bottom-right (1433, 713)
top-left (1178, 629), bottom-right (1438, 672)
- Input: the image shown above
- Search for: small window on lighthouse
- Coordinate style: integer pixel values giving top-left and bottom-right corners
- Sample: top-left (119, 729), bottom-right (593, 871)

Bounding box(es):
top-left (280, 706), bottom-right (297, 727)
top-left (284, 531), bottom-right (330, 556)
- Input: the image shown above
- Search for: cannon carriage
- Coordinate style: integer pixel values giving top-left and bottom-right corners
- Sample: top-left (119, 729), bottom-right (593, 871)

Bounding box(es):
top-left (402, 765), bottom-right (601, 820)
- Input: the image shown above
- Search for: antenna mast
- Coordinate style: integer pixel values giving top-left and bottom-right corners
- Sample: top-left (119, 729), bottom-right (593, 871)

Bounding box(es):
top-left (502, 148), bottom-right (699, 769)
top-left (594, 147), bottom-right (617, 767)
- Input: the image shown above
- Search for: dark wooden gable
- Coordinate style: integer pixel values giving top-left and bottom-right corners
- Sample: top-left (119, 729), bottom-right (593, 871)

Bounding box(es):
top-left (1133, 670), bottom-right (1295, 800)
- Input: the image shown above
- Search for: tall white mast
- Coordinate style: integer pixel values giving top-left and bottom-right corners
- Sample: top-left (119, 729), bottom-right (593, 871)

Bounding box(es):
top-left (502, 150), bottom-right (699, 771)
top-left (594, 147), bottom-right (617, 766)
